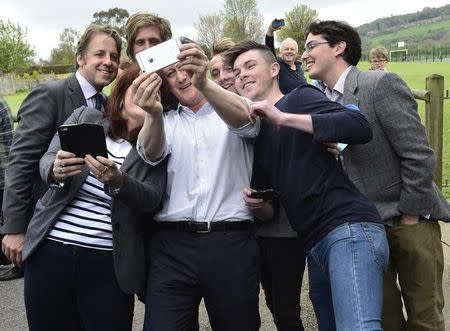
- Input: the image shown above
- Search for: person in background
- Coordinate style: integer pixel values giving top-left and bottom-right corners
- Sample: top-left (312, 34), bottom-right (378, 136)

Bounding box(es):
top-left (302, 20), bottom-right (449, 330)
top-left (265, 18), bottom-right (307, 93)
top-left (0, 24), bottom-right (121, 282)
top-left (22, 63), bottom-right (166, 331)
top-left (125, 11), bottom-right (178, 111)
top-left (0, 96), bottom-right (13, 275)
top-left (210, 37), bottom-right (306, 331)
top-left (369, 46), bottom-right (389, 71)
top-left (124, 12), bottom-right (172, 62)
top-left (209, 38), bottom-right (238, 93)
top-left (118, 58), bottom-right (132, 78)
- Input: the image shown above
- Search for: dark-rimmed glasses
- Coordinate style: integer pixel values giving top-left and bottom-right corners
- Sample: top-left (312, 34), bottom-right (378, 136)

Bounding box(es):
top-left (304, 41), bottom-right (330, 53)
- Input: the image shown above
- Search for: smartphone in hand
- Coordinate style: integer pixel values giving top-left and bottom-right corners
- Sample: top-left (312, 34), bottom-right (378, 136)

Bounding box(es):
top-left (135, 38), bottom-right (181, 73)
top-left (249, 189), bottom-right (279, 200)
top-left (272, 19), bottom-right (285, 28)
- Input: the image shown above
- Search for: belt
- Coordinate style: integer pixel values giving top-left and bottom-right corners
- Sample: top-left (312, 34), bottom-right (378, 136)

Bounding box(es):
top-left (156, 220), bottom-right (253, 233)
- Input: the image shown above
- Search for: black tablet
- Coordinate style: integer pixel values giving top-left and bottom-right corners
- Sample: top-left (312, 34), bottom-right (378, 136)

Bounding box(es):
top-left (58, 123), bottom-right (107, 158)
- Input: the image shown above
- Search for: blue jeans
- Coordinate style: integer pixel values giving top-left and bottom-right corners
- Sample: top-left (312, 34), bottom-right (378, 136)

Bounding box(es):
top-left (308, 222), bottom-right (389, 331)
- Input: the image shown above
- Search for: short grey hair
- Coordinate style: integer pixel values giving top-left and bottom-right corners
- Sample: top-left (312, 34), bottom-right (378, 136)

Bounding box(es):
top-left (280, 37), bottom-right (298, 53)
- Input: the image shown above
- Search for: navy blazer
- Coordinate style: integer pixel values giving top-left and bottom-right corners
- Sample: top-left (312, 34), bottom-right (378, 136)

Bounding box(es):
top-left (22, 106), bottom-right (167, 294)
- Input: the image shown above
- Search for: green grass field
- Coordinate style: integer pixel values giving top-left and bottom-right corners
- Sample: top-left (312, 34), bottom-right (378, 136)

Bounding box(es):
top-left (3, 61), bottom-right (450, 196)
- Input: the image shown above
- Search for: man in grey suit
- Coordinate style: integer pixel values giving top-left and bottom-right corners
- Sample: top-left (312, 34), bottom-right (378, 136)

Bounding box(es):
top-left (301, 20), bottom-right (450, 330)
top-left (0, 24), bottom-right (121, 280)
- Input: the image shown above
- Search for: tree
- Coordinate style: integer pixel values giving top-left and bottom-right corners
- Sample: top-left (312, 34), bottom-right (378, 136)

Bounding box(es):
top-left (92, 7), bottom-right (129, 37)
top-left (195, 14), bottom-right (224, 50)
top-left (277, 5), bottom-right (318, 49)
top-left (50, 28), bottom-right (81, 65)
top-left (0, 19), bottom-right (35, 73)
top-left (222, 0), bottom-right (264, 42)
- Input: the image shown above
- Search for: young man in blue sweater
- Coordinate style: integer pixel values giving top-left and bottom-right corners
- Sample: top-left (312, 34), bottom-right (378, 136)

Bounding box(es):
top-left (223, 41), bottom-right (389, 330)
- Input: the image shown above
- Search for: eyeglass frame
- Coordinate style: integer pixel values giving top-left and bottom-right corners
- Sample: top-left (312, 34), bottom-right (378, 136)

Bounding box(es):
top-left (304, 41), bottom-right (330, 53)
top-left (370, 58), bottom-right (387, 64)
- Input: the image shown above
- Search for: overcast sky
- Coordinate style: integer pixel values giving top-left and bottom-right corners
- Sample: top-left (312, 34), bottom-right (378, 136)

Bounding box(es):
top-left (1, 0), bottom-right (449, 60)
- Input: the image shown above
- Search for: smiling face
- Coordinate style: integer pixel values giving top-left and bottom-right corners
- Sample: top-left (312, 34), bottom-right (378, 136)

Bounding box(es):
top-left (161, 64), bottom-right (206, 111)
top-left (132, 25), bottom-right (163, 56)
top-left (209, 54), bottom-right (237, 93)
top-left (233, 49), bottom-right (279, 101)
top-left (301, 33), bottom-right (339, 81)
top-left (280, 40), bottom-right (298, 65)
top-left (76, 32), bottom-right (119, 90)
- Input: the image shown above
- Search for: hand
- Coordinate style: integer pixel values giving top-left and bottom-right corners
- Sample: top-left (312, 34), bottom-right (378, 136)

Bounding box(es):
top-left (400, 213), bottom-right (419, 226)
top-left (243, 188), bottom-right (268, 211)
top-left (52, 150), bottom-right (85, 182)
top-left (131, 72), bottom-right (163, 115)
top-left (249, 100), bottom-right (284, 126)
top-left (2, 234), bottom-right (25, 267)
top-left (177, 43), bottom-right (209, 90)
top-left (85, 155), bottom-right (123, 189)
top-left (324, 143), bottom-right (340, 157)
top-left (267, 19), bottom-right (282, 34)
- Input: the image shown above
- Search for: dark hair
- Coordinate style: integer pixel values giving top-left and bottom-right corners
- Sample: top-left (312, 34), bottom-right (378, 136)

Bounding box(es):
top-left (106, 63), bottom-right (141, 142)
top-left (76, 24), bottom-right (122, 68)
top-left (306, 20), bottom-right (361, 66)
top-left (223, 40), bottom-right (277, 68)
top-left (125, 12), bottom-right (172, 61)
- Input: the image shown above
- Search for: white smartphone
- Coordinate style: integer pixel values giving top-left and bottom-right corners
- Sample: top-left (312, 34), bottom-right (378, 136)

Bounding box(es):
top-left (135, 38), bottom-right (181, 73)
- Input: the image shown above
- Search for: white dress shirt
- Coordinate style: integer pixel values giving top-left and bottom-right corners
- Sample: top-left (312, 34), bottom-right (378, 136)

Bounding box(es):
top-left (75, 71), bottom-right (104, 109)
top-left (138, 102), bottom-right (258, 222)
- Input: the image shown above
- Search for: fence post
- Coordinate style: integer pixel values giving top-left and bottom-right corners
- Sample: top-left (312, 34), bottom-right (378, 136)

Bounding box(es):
top-left (425, 74), bottom-right (444, 190)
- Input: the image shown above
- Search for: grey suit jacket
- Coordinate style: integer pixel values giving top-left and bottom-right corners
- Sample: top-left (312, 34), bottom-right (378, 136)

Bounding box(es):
top-left (22, 106), bottom-right (167, 294)
top-left (1, 74), bottom-right (87, 234)
top-left (342, 66), bottom-right (450, 221)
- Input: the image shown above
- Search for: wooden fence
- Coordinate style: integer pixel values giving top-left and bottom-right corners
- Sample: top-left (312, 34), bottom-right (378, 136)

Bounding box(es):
top-left (0, 73), bottom-right (56, 95)
top-left (412, 74), bottom-right (444, 190)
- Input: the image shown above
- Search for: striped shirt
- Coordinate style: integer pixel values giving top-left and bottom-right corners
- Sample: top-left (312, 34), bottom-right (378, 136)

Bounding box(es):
top-left (47, 136), bottom-right (132, 250)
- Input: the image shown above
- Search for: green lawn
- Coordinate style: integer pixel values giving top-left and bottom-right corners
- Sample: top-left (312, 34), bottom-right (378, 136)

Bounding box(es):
top-left (3, 62), bottom-right (450, 196)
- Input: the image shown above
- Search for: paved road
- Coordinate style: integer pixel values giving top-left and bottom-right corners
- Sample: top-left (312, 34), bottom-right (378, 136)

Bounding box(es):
top-left (1, 222), bottom-right (449, 330)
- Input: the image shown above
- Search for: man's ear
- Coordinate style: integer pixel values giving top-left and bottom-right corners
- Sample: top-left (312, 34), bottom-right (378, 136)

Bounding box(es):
top-left (270, 62), bottom-right (280, 78)
top-left (76, 53), bottom-right (85, 68)
top-left (335, 41), bottom-right (347, 57)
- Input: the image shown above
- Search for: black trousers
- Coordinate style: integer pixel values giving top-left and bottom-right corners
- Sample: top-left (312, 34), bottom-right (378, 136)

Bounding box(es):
top-left (24, 240), bottom-right (134, 331)
top-left (145, 229), bottom-right (261, 331)
top-left (258, 236), bottom-right (306, 331)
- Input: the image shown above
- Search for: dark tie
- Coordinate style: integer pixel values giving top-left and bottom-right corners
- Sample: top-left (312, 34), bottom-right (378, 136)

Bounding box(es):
top-left (94, 93), bottom-right (105, 111)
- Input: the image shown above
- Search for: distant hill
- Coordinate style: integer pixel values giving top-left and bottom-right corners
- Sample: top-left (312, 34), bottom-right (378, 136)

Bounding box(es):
top-left (357, 4), bottom-right (450, 58)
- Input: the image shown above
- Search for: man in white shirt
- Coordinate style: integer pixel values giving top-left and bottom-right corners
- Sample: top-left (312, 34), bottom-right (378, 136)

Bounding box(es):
top-left (133, 44), bottom-right (260, 330)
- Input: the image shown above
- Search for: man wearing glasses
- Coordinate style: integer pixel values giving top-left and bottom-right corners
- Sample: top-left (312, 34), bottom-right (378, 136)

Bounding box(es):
top-left (369, 46), bottom-right (389, 71)
top-left (302, 20), bottom-right (449, 331)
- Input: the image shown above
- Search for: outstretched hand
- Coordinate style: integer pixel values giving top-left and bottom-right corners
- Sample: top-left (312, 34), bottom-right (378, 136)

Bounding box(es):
top-left (131, 72), bottom-right (163, 116)
top-left (177, 43), bottom-right (209, 90)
